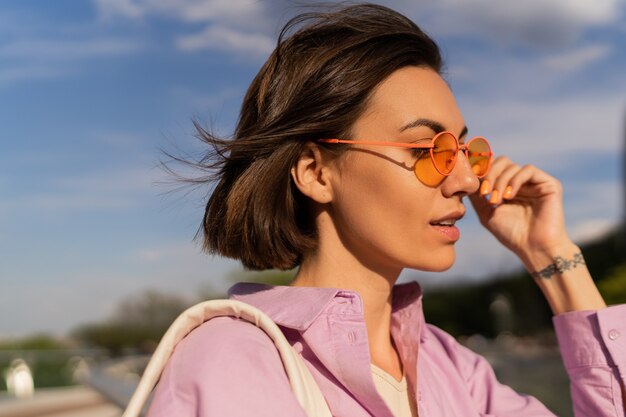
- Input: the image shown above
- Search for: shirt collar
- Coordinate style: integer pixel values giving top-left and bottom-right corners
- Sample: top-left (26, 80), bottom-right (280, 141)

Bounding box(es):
top-left (228, 280), bottom-right (424, 332)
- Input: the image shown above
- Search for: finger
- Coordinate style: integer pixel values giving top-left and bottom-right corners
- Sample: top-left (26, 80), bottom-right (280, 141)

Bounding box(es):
top-left (478, 156), bottom-right (514, 201)
top-left (490, 162), bottom-right (522, 205)
top-left (507, 164), bottom-right (561, 199)
top-left (502, 164), bottom-right (535, 199)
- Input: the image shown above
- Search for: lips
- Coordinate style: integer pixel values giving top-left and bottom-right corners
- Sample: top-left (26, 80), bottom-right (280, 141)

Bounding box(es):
top-left (429, 209), bottom-right (465, 242)
top-left (429, 209), bottom-right (465, 227)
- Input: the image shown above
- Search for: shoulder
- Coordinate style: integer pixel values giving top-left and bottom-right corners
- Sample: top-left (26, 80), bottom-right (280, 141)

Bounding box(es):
top-left (179, 315), bottom-right (279, 353)
top-left (148, 316), bottom-right (304, 417)
top-left (172, 315), bottom-right (285, 377)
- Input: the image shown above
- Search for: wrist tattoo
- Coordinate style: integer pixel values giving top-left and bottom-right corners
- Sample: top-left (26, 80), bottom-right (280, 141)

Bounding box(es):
top-left (530, 252), bottom-right (586, 280)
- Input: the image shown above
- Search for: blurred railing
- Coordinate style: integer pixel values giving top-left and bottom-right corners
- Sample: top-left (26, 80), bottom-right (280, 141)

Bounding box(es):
top-left (0, 349), bottom-right (134, 416)
top-left (0, 386), bottom-right (121, 417)
top-left (75, 355), bottom-right (150, 411)
top-left (1, 341), bottom-right (572, 416)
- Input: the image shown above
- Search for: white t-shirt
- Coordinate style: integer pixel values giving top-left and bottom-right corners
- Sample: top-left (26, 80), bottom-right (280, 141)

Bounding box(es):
top-left (370, 364), bottom-right (418, 417)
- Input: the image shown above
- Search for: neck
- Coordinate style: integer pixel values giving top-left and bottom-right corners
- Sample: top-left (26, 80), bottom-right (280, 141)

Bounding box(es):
top-left (290, 223), bottom-right (403, 372)
top-left (291, 261), bottom-right (396, 347)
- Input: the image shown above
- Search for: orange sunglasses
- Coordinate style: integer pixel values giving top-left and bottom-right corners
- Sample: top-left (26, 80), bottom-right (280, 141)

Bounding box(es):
top-left (318, 131), bottom-right (493, 185)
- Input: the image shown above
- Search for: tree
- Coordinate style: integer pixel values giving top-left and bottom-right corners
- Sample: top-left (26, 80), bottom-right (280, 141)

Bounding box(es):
top-left (72, 290), bottom-right (189, 355)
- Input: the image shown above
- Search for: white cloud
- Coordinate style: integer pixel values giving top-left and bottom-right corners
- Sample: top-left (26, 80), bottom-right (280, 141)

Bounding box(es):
top-left (94, 0), bottom-right (144, 19)
top-left (94, 0), bottom-right (267, 25)
top-left (170, 85), bottom-right (243, 115)
top-left (92, 0), bottom-right (624, 56)
top-left (0, 240), bottom-right (241, 337)
top-left (541, 44), bottom-right (612, 72)
top-left (94, 0), bottom-right (273, 55)
top-left (0, 169), bottom-right (161, 213)
top-left (412, 0), bottom-right (622, 47)
top-left (176, 25), bottom-right (274, 57)
top-left (0, 37), bottom-right (143, 85)
top-left (0, 38), bottom-right (142, 61)
top-left (459, 93), bottom-right (624, 170)
top-left (0, 66), bottom-right (71, 85)
top-left (564, 180), bottom-right (623, 222)
top-left (177, 0), bottom-right (267, 25)
top-left (568, 218), bottom-right (620, 244)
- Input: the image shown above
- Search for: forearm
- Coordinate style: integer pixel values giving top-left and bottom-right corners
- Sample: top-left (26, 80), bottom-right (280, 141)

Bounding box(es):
top-left (519, 240), bottom-right (607, 315)
top-left (524, 241), bottom-right (626, 416)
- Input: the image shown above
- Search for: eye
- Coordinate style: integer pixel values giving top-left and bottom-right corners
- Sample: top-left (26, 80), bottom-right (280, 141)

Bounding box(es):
top-left (410, 148), bottom-right (429, 159)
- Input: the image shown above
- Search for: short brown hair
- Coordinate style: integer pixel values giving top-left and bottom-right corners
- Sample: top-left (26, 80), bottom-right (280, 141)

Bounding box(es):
top-left (192, 3), bottom-right (442, 270)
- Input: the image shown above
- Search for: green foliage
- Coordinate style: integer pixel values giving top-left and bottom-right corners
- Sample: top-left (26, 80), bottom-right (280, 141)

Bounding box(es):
top-left (70, 273), bottom-right (297, 354)
top-left (29, 357), bottom-right (75, 388)
top-left (0, 355), bottom-right (75, 391)
top-left (579, 228), bottom-right (626, 279)
top-left (227, 268), bottom-right (297, 287)
top-left (0, 334), bottom-right (74, 390)
top-left (598, 264), bottom-right (626, 305)
top-left (422, 271), bottom-right (552, 338)
top-left (72, 323), bottom-right (161, 355)
top-left (0, 334), bottom-right (68, 351)
top-left (423, 226), bottom-right (625, 338)
top-left (71, 290), bottom-right (189, 355)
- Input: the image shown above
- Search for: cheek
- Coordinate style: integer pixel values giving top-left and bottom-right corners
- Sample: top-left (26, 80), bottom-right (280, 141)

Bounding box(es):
top-left (330, 156), bottom-right (458, 271)
top-left (335, 156), bottom-right (421, 224)
top-left (333, 162), bottom-right (430, 245)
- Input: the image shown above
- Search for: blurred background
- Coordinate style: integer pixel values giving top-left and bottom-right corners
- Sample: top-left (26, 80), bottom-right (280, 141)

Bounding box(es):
top-left (1, 0), bottom-right (625, 416)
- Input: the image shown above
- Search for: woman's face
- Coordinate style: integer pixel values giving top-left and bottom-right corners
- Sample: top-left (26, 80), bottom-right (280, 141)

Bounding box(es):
top-left (328, 66), bottom-right (480, 272)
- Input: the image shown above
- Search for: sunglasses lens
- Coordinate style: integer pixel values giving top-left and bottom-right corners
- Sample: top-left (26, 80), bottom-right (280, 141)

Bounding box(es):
top-left (467, 138), bottom-right (492, 177)
top-left (432, 132), bottom-right (457, 175)
top-left (414, 132), bottom-right (457, 186)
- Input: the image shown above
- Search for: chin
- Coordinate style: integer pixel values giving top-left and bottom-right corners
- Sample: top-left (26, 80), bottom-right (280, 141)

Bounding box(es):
top-left (415, 261), bottom-right (454, 272)
top-left (409, 248), bottom-right (456, 272)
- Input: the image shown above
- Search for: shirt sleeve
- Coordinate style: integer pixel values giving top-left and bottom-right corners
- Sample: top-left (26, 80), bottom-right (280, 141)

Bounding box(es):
top-left (553, 304), bottom-right (626, 417)
top-left (145, 316), bottom-right (308, 417)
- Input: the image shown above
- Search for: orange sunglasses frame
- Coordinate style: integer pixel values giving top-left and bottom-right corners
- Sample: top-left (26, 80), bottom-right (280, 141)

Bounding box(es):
top-left (318, 131), bottom-right (493, 178)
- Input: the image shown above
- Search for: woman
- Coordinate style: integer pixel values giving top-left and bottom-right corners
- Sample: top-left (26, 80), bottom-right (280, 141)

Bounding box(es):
top-left (147, 4), bottom-right (625, 416)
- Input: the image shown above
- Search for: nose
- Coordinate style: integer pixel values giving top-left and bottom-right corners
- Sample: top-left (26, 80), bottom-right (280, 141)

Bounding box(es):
top-left (441, 150), bottom-right (480, 197)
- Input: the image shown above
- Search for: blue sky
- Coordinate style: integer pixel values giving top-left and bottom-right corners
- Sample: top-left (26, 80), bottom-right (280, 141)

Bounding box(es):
top-left (1, 0), bottom-right (625, 338)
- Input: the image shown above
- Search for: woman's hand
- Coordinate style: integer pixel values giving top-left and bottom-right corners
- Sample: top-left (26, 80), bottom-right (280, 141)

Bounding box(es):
top-left (468, 156), bottom-right (570, 263)
top-left (468, 156), bottom-right (607, 314)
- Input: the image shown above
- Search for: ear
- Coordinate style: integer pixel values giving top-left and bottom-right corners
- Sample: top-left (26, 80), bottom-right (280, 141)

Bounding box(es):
top-left (291, 142), bottom-right (333, 204)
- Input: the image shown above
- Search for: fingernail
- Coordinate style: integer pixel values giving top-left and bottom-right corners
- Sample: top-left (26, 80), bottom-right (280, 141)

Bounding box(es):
top-left (503, 186), bottom-right (513, 199)
top-left (489, 189), bottom-right (500, 205)
top-left (480, 180), bottom-right (490, 196)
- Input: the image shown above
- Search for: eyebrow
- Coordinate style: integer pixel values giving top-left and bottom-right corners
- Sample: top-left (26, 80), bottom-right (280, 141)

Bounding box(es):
top-left (399, 118), bottom-right (468, 140)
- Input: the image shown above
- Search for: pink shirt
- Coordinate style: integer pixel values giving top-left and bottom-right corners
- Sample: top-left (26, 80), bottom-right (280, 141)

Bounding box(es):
top-left (146, 281), bottom-right (626, 416)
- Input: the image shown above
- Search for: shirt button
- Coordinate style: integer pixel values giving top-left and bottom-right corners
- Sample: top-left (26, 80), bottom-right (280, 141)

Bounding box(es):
top-left (608, 329), bottom-right (620, 340)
